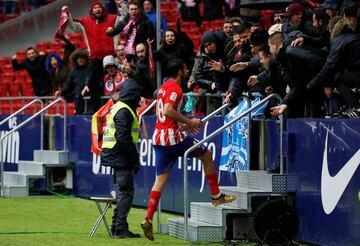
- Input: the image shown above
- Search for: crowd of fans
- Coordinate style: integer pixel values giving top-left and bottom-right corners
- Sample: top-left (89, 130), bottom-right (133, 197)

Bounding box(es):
top-left (3, 0), bottom-right (360, 118)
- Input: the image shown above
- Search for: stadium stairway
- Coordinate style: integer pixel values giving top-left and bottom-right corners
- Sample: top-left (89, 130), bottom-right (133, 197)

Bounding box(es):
top-left (2, 150), bottom-right (71, 197)
top-left (166, 171), bottom-right (297, 242)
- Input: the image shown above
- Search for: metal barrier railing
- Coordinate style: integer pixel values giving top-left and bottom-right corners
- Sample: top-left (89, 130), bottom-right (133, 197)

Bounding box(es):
top-left (153, 101), bottom-right (231, 233)
top-left (0, 96), bottom-right (66, 115)
top-left (0, 98), bottom-right (44, 149)
top-left (182, 93), bottom-right (283, 240)
top-left (0, 97), bottom-right (67, 197)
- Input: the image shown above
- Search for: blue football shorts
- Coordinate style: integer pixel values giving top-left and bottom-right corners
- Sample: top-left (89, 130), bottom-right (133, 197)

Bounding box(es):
top-left (153, 136), bottom-right (208, 175)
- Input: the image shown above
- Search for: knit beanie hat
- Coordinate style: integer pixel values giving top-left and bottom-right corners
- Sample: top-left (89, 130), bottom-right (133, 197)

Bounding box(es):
top-left (201, 31), bottom-right (217, 46)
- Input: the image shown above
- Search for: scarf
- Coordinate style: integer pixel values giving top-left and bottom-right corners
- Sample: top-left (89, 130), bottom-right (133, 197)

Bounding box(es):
top-left (123, 18), bottom-right (138, 55)
top-left (54, 8), bottom-right (69, 43)
top-left (147, 38), bottom-right (155, 79)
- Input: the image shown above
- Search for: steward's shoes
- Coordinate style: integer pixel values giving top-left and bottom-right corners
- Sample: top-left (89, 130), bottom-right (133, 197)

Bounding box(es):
top-left (112, 229), bottom-right (141, 238)
top-left (141, 218), bottom-right (154, 241)
top-left (211, 193), bottom-right (237, 206)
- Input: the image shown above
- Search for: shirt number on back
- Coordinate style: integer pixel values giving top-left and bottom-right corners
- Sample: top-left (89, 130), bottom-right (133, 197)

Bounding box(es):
top-left (156, 99), bottom-right (166, 123)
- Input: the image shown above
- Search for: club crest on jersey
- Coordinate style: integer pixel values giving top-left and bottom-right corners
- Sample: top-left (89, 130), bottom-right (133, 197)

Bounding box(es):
top-left (170, 92), bottom-right (177, 101)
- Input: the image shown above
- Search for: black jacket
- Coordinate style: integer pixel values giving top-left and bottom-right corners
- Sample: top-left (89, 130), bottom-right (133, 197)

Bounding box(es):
top-left (12, 55), bottom-right (52, 96)
top-left (101, 78), bottom-right (141, 170)
top-left (108, 13), bottom-right (155, 48)
top-left (308, 32), bottom-right (360, 91)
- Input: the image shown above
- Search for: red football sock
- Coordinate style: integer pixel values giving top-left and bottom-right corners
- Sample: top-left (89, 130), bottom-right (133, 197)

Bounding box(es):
top-left (206, 172), bottom-right (221, 197)
top-left (146, 190), bottom-right (161, 221)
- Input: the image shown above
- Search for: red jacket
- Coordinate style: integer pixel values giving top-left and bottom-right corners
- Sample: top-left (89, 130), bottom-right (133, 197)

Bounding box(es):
top-left (76, 3), bottom-right (117, 59)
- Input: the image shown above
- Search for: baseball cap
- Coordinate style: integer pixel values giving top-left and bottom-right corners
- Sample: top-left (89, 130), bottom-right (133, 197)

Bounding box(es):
top-left (321, 0), bottom-right (340, 10)
top-left (103, 55), bottom-right (116, 68)
top-left (268, 23), bottom-right (282, 36)
top-left (282, 3), bottom-right (304, 18)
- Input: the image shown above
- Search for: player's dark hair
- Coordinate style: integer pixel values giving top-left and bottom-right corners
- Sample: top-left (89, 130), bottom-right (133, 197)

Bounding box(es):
top-left (167, 59), bottom-right (185, 77)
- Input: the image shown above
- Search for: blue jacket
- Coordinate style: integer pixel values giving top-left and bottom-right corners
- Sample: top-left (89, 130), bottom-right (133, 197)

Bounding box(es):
top-left (145, 10), bottom-right (167, 35)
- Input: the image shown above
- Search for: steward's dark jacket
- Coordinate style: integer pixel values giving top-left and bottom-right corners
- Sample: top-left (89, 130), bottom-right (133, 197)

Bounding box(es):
top-left (101, 79), bottom-right (141, 169)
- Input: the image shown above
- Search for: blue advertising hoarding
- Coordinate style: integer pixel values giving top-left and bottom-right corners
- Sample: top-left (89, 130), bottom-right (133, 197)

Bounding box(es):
top-left (0, 115), bottom-right (41, 171)
top-left (286, 119), bottom-right (360, 246)
top-left (68, 115), bottom-right (229, 212)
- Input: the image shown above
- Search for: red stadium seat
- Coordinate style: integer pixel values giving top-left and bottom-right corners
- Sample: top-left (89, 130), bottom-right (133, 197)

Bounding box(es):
top-left (36, 41), bottom-right (52, 52)
top-left (1, 72), bottom-right (15, 81)
top-left (0, 57), bottom-right (11, 66)
top-left (0, 84), bottom-right (9, 97)
top-left (21, 83), bottom-right (35, 96)
top-left (66, 103), bottom-right (75, 115)
top-left (2, 64), bottom-right (14, 73)
top-left (16, 50), bottom-right (27, 62)
top-left (8, 83), bottom-right (21, 97)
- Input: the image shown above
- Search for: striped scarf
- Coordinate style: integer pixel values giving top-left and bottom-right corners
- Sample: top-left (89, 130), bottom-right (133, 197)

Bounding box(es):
top-left (123, 18), bottom-right (138, 55)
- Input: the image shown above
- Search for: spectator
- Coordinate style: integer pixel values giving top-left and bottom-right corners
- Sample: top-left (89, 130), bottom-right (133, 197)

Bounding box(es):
top-left (3, 0), bottom-right (17, 14)
top-left (153, 29), bottom-right (193, 83)
top-left (104, 0), bottom-right (118, 14)
top-left (228, 17), bottom-right (243, 28)
top-left (196, 31), bottom-right (228, 112)
top-left (115, 43), bottom-right (127, 71)
top-left (114, 0), bottom-right (128, 20)
top-left (106, 0), bottom-right (155, 55)
top-left (291, 8), bottom-right (331, 50)
top-left (143, 0), bottom-right (167, 35)
top-left (178, 0), bottom-right (201, 24)
top-left (203, 0), bottom-right (228, 21)
top-left (321, 0), bottom-right (342, 18)
top-left (12, 47), bottom-right (52, 97)
top-left (225, 26), bottom-right (258, 104)
top-left (55, 49), bottom-right (90, 115)
top-left (271, 10), bottom-right (283, 25)
top-left (268, 24), bottom-right (325, 118)
top-left (103, 55), bottom-right (125, 96)
top-left (222, 19), bottom-right (233, 38)
top-left (281, 3), bottom-right (318, 37)
top-left (45, 35), bottom-right (75, 96)
top-left (133, 43), bottom-right (156, 98)
top-left (60, 2), bottom-right (119, 114)
top-left (307, 4), bottom-right (360, 117)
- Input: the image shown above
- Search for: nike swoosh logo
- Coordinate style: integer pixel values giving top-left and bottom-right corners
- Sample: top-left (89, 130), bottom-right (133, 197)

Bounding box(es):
top-left (321, 131), bottom-right (360, 214)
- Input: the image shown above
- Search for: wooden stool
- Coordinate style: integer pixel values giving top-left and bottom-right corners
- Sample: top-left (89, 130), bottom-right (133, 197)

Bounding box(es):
top-left (88, 197), bottom-right (115, 237)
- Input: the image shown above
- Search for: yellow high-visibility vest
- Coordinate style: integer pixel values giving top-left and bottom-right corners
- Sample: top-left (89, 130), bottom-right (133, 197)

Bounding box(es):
top-left (102, 101), bottom-right (139, 149)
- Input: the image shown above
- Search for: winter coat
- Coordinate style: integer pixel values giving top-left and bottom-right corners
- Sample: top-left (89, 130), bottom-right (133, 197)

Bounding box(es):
top-left (108, 12), bottom-right (155, 49)
top-left (12, 55), bottom-right (52, 96)
top-left (68, 3), bottom-right (118, 59)
top-left (308, 32), bottom-right (360, 91)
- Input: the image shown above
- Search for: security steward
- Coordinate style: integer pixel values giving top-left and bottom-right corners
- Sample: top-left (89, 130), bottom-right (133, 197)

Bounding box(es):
top-left (101, 79), bottom-right (141, 238)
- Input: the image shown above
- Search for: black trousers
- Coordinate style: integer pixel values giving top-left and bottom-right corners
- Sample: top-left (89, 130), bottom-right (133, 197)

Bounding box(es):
top-left (335, 72), bottom-right (360, 108)
top-left (86, 59), bottom-right (104, 114)
top-left (112, 167), bottom-right (134, 231)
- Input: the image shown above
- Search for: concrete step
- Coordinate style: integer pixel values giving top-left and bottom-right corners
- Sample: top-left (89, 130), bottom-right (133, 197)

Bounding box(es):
top-left (168, 217), bottom-right (223, 242)
top-left (236, 170), bottom-right (273, 192)
top-left (236, 170), bottom-right (297, 193)
top-left (18, 161), bottom-right (44, 176)
top-left (190, 202), bottom-right (247, 225)
top-left (3, 172), bottom-right (44, 187)
top-left (220, 186), bottom-right (272, 210)
top-left (1, 185), bottom-right (28, 197)
top-left (33, 150), bottom-right (69, 164)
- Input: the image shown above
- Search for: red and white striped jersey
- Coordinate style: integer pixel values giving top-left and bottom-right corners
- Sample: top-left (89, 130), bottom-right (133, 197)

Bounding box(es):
top-left (152, 79), bottom-right (186, 146)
